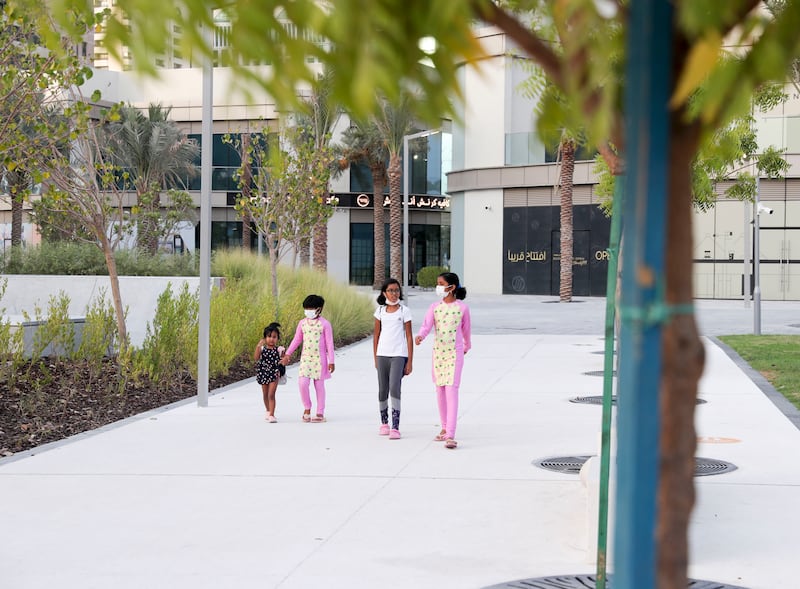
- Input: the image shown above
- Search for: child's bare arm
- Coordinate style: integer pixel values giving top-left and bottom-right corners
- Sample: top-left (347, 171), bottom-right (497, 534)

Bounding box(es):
top-left (253, 339), bottom-right (264, 361)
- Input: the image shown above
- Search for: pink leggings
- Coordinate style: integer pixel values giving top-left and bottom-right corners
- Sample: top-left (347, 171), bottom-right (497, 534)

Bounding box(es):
top-left (436, 385), bottom-right (459, 439)
top-left (299, 377), bottom-right (326, 415)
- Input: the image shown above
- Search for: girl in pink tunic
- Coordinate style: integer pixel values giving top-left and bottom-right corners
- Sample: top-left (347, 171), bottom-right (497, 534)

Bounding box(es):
top-left (282, 294), bottom-right (335, 422)
top-left (415, 272), bottom-right (471, 449)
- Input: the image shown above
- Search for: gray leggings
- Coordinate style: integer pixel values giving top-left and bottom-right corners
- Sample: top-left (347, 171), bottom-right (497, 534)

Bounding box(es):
top-left (376, 356), bottom-right (406, 412)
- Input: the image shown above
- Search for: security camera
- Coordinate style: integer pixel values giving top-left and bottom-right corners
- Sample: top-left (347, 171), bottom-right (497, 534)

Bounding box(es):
top-left (757, 204), bottom-right (774, 215)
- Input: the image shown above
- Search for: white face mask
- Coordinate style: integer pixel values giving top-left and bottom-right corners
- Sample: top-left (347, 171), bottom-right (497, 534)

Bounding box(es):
top-left (385, 299), bottom-right (399, 306)
top-left (435, 285), bottom-right (450, 298)
top-left (304, 309), bottom-right (318, 319)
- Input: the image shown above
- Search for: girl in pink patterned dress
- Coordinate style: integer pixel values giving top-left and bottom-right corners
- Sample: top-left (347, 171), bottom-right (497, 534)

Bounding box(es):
top-left (415, 272), bottom-right (471, 449)
top-left (281, 294), bottom-right (335, 423)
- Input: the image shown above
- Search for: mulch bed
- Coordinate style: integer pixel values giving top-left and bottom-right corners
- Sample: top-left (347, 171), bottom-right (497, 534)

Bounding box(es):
top-left (0, 357), bottom-right (253, 457)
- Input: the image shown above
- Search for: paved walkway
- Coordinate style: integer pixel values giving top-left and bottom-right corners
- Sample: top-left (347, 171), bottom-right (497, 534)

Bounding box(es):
top-left (1, 291), bottom-right (799, 589)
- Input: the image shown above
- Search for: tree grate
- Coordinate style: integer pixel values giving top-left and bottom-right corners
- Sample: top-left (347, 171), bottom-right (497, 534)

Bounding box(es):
top-left (482, 574), bottom-right (748, 588)
top-left (532, 456), bottom-right (591, 474)
top-left (695, 456), bottom-right (738, 476)
top-left (534, 456), bottom-right (736, 477)
top-left (583, 370), bottom-right (616, 377)
top-left (569, 395), bottom-right (707, 405)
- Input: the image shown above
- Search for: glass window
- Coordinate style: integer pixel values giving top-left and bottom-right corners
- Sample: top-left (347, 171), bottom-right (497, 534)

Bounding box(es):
top-left (349, 161), bottom-right (377, 194)
top-left (785, 117), bottom-right (800, 153)
top-left (756, 116), bottom-right (784, 151)
top-left (349, 223), bottom-right (374, 285)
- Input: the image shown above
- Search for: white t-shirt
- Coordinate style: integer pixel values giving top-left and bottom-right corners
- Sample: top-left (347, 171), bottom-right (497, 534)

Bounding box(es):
top-left (374, 304), bottom-right (412, 357)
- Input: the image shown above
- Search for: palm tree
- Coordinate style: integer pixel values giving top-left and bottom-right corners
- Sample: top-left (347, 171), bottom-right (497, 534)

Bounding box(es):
top-left (5, 167), bottom-right (31, 246)
top-left (339, 122), bottom-right (388, 288)
top-left (295, 70), bottom-right (342, 271)
top-left (558, 135), bottom-right (576, 302)
top-left (105, 103), bottom-right (199, 254)
top-left (238, 132), bottom-right (256, 251)
top-left (372, 95), bottom-right (416, 282)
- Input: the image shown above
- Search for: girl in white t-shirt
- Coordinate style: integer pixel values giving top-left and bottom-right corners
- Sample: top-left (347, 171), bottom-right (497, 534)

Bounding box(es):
top-left (373, 278), bottom-right (413, 439)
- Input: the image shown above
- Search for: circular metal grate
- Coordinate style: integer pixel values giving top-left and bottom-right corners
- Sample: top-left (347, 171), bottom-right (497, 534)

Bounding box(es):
top-left (483, 574), bottom-right (748, 588)
top-left (534, 455), bottom-right (737, 477)
top-left (542, 300), bottom-right (586, 303)
top-left (569, 395), bottom-right (707, 405)
top-left (695, 456), bottom-right (738, 476)
top-left (583, 370), bottom-right (616, 377)
top-left (533, 455), bottom-right (591, 474)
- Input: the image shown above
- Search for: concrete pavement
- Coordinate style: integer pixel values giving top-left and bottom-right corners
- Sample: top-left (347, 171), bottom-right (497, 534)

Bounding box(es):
top-left (1, 290), bottom-right (799, 589)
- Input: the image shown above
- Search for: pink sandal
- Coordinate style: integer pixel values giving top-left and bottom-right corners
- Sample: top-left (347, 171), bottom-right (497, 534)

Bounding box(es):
top-left (311, 414), bottom-right (326, 423)
top-left (434, 430), bottom-right (447, 442)
top-left (302, 412), bottom-right (311, 423)
top-left (445, 438), bottom-right (458, 449)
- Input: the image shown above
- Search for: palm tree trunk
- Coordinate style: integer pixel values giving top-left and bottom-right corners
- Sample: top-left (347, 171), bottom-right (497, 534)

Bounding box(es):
top-left (388, 153), bottom-right (403, 281)
top-left (372, 167), bottom-right (386, 289)
top-left (10, 193), bottom-right (23, 246)
top-left (559, 138), bottom-right (575, 302)
top-left (138, 190), bottom-right (161, 255)
top-left (312, 220), bottom-right (328, 271)
top-left (657, 120), bottom-right (705, 589)
top-left (299, 238), bottom-right (311, 266)
top-left (9, 170), bottom-right (29, 247)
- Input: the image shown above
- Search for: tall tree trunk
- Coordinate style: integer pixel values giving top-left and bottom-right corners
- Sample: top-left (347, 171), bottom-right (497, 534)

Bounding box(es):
top-left (9, 170), bottom-right (29, 247)
top-left (312, 220), bottom-right (328, 271)
top-left (240, 134), bottom-right (253, 250)
top-left (299, 238), bottom-right (311, 266)
top-left (372, 167), bottom-right (386, 289)
top-left (100, 233), bottom-right (128, 351)
top-left (559, 138), bottom-right (575, 302)
top-left (138, 190), bottom-right (161, 255)
top-left (657, 120), bottom-right (705, 589)
top-left (10, 193), bottom-right (23, 246)
top-left (388, 152), bottom-right (403, 281)
top-left (268, 240), bottom-right (279, 300)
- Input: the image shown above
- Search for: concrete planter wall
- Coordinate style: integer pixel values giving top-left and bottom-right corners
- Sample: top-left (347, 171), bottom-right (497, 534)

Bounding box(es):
top-left (1, 275), bottom-right (215, 349)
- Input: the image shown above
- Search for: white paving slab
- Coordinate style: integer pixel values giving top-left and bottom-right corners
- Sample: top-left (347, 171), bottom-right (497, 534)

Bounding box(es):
top-left (2, 293), bottom-right (799, 589)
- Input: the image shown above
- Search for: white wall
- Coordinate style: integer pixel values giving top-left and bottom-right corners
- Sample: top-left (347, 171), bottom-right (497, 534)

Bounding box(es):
top-left (325, 208), bottom-right (351, 284)
top-left (0, 275), bottom-right (211, 347)
top-left (462, 55), bottom-right (506, 169)
top-left (461, 189), bottom-right (504, 294)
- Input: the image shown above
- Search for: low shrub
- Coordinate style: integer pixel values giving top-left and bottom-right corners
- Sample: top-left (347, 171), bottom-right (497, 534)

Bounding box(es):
top-left (134, 282), bottom-right (198, 390)
top-left (115, 249), bottom-right (199, 276)
top-left (416, 265), bottom-right (449, 288)
top-left (79, 290), bottom-right (120, 363)
top-left (2, 243), bottom-right (106, 275)
top-left (0, 242), bottom-right (199, 276)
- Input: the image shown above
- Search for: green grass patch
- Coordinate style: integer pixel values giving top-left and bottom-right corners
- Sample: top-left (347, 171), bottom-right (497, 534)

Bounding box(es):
top-left (719, 335), bottom-right (800, 410)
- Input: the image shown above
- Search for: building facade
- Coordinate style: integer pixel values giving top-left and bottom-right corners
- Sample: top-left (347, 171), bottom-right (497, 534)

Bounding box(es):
top-left (446, 26), bottom-right (800, 300)
top-left (4, 18), bottom-right (799, 299)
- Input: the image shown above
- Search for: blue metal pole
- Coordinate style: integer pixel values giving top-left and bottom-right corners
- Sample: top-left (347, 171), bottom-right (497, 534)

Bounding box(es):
top-left (613, 0), bottom-right (673, 587)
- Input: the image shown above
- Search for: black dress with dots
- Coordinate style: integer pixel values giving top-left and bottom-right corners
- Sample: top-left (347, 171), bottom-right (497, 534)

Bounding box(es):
top-left (256, 346), bottom-right (281, 385)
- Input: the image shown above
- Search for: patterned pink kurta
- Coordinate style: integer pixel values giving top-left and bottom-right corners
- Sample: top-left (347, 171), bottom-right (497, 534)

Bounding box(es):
top-left (417, 300), bottom-right (471, 386)
top-left (285, 317), bottom-right (335, 380)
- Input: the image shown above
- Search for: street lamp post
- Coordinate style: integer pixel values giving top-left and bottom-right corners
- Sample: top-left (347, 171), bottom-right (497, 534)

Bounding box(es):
top-left (402, 129), bottom-right (440, 294)
top-left (753, 175), bottom-right (762, 335)
top-left (197, 20), bottom-right (213, 407)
